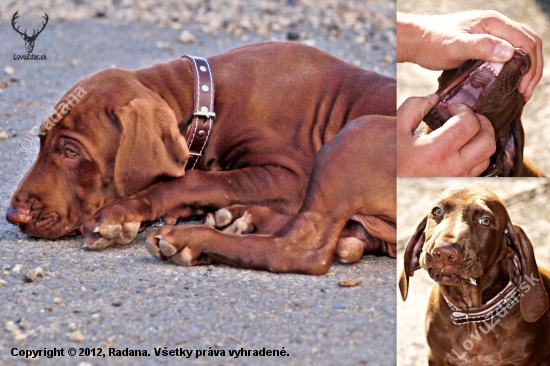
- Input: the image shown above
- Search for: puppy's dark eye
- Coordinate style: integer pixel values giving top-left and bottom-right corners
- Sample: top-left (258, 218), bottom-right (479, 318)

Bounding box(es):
top-left (480, 217), bottom-right (492, 226)
top-left (432, 207), bottom-right (443, 216)
top-left (64, 148), bottom-right (80, 159)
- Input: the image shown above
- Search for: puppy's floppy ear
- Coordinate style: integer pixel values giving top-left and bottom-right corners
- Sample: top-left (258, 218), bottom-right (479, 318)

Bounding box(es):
top-left (399, 215), bottom-right (427, 301)
top-left (506, 220), bottom-right (548, 322)
top-left (509, 112), bottom-right (525, 177)
top-left (113, 97), bottom-right (189, 196)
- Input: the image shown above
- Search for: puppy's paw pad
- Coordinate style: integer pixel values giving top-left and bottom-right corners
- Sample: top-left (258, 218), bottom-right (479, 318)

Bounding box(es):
top-left (113, 221), bottom-right (140, 245)
top-left (335, 237), bottom-right (365, 264)
top-left (163, 216), bottom-right (177, 225)
top-left (223, 211), bottom-right (254, 234)
top-left (84, 237), bottom-right (114, 250)
top-left (159, 239), bottom-right (178, 257)
top-left (214, 208), bottom-right (233, 228)
top-left (203, 213), bottom-right (216, 227)
top-left (99, 224), bottom-right (122, 239)
top-left (171, 247), bottom-right (197, 266)
top-left (145, 236), bottom-right (163, 259)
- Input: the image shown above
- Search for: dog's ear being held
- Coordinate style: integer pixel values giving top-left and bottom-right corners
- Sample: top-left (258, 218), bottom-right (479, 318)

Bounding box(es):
top-left (507, 221), bottom-right (549, 322)
top-left (509, 114), bottom-right (525, 177)
top-left (113, 97), bottom-right (190, 197)
top-left (399, 215), bottom-right (427, 301)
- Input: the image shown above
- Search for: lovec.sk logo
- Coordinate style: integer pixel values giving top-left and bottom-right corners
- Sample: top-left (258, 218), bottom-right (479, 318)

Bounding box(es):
top-left (11, 11), bottom-right (48, 60)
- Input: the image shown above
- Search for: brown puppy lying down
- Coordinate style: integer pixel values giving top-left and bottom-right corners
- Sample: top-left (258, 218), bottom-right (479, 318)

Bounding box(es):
top-left (424, 49), bottom-right (543, 177)
top-left (146, 115), bottom-right (396, 273)
top-left (6, 42), bottom-right (396, 273)
top-left (399, 185), bottom-right (550, 365)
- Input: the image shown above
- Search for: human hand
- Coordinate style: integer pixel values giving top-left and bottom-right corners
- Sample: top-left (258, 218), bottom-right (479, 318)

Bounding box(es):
top-left (397, 11), bottom-right (542, 101)
top-left (397, 95), bottom-right (496, 177)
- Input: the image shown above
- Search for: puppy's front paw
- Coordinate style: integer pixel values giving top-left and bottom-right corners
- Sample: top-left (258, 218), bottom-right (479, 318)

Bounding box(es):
top-left (145, 226), bottom-right (212, 266)
top-left (217, 210), bottom-right (254, 234)
top-left (81, 200), bottom-right (142, 250)
top-left (202, 208), bottom-right (254, 234)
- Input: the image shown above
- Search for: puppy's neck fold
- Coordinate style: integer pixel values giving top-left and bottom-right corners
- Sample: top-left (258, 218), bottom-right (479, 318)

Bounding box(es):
top-left (440, 257), bottom-right (514, 308)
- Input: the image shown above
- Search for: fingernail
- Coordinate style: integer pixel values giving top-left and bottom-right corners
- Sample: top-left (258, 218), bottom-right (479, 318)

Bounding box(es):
top-left (426, 94), bottom-right (439, 100)
top-left (493, 43), bottom-right (512, 60)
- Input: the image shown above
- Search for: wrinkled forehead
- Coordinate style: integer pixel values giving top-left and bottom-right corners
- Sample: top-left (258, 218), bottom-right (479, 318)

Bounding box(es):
top-left (435, 185), bottom-right (506, 214)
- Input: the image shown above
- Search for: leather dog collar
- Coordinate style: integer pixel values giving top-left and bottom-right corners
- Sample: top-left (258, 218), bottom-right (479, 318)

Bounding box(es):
top-left (181, 55), bottom-right (215, 170)
top-left (444, 281), bottom-right (520, 325)
top-left (444, 242), bottom-right (523, 325)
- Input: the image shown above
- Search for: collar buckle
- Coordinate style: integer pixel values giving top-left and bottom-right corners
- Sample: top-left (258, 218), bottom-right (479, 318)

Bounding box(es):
top-left (181, 55), bottom-right (215, 170)
top-left (193, 111), bottom-right (216, 119)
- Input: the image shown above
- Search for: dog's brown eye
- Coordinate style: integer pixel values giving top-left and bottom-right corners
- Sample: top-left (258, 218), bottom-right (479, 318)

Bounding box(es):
top-left (480, 217), bottom-right (492, 226)
top-left (432, 207), bottom-right (443, 216)
top-left (64, 148), bottom-right (80, 159)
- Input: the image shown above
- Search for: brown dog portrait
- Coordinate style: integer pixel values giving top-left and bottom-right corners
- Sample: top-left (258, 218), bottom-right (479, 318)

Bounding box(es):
top-left (6, 41), bottom-right (396, 274)
top-left (424, 49), bottom-right (544, 177)
top-left (399, 184), bottom-right (550, 365)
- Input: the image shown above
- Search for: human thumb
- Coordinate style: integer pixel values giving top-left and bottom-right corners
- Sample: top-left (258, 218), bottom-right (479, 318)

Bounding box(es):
top-left (456, 34), bottom-right (514, 63)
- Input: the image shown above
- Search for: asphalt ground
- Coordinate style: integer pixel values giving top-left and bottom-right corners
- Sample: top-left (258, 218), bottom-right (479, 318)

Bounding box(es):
top-left (0, 8), bottom-right (396, 366)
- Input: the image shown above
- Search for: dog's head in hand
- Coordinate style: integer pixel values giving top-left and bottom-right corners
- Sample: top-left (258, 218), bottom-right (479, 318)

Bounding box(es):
top-left (425, 49), bottom-right (530, 176)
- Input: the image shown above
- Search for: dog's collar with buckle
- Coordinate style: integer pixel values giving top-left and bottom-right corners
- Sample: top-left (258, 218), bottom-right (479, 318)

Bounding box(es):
top-left (444, 281), bottom-right (520, 325)
top-left (181, 55), bottom-right (215, 170)
top-left (443, 235), bottom-right (523, 325)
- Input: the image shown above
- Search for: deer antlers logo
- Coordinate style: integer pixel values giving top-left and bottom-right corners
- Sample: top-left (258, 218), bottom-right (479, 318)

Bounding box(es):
top-left (12, 11), bottom-right (49, 54)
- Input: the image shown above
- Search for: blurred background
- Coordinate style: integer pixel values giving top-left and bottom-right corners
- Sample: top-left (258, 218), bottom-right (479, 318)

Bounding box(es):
top-left (0, 0), bottom-right (395, 74)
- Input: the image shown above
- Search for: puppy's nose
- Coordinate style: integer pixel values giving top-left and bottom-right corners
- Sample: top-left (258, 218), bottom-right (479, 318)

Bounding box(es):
top-left (432, 244), bottom-right (461, 265)
top-left (520, 59), bottom-right (530, 75)
top-left (515, 49), bottom-right (530, 75)
top-left (6, 205), bottom-right (31, 225)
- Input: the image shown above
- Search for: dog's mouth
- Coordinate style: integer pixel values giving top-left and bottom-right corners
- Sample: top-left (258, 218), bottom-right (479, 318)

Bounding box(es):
top-left (18, 212), bottom-right (79, 239)
top-left (420, 252), bottom-right (482, 286)
top-left (7, 199), bottom-right (81, 239)
top-left (427, 268), bottom-right (472, 286)
top-left (424, 48), bottom-right (530, 131)
top-left (432, 271), bottom-right (461, 285)
top-left (439, 61), bottom-right (503, 109)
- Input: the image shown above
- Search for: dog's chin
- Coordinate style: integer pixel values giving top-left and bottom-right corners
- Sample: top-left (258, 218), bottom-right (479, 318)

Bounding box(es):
top-left (427, 268), bottom-right (468, 286)
top-left (17, 213), bottom-right (81, 239)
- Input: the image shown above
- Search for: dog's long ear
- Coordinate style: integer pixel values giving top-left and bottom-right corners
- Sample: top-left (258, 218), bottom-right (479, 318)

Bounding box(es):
top-left (506, 220), bottom-right (548, 322)
top-left (113, 97), bottom-right (189, 196)
top-left (399, 215), bottom-right (427, 301)
top-left (510, 110), bottom-right (525, 177)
